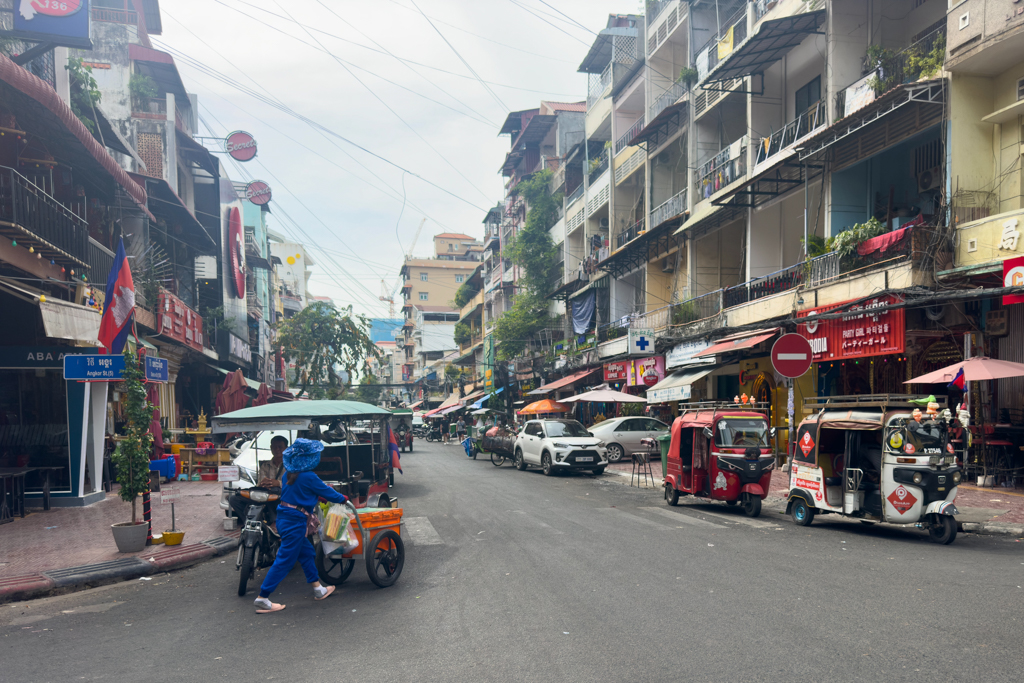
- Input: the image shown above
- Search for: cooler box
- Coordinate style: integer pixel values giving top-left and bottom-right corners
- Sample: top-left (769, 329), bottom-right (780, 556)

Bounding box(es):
top-left (150, 457), bottom-right (176, 481)
top-left (343, 507), bottom-right (403, 558)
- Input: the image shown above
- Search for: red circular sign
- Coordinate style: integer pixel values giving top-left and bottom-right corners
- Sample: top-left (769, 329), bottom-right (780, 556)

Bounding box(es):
top-left (29, 1), bottom-right (84, 17)
top-left (771, 333), bottom-right (813, 379)
top-left (225, 131), bottom-right (257, 162)
top-left (228, 207), bottom-right (245, 299)
top-left (245, 180), bottom-right (272, 206)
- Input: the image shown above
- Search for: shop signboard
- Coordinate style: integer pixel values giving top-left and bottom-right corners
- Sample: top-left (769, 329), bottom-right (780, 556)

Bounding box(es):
top-left (628, 328), bottom-right (656, 356)
top-left (797, 294), bottom-right (905, 361)
top-left (604, 361), bottom-right (629, 382)
top-left (245, 180), bottom-right (272, 206)
top-left (222, 332), bottom-right (252, 366)
top-left (666, 340), bottom-right (713, 369)
top-left (1003, 255), bottom-right (1024, 305)
top-left (225, 131), bottom-right (258, 161)
top-left (157, 289), bottom-right (204, 352)
top-left (0, 346), bottom-right (78, 369)
top-left (8, 0), bottom-right (93, 50)
top-left (627, 356), bottom-right (665, 387)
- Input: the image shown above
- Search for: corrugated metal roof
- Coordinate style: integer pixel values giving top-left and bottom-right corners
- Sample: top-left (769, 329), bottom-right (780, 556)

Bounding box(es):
top-left (542, 101), bottom-right (586, 113)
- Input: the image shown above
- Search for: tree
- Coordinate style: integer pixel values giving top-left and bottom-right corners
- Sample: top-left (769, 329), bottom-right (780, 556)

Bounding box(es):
top-left (276, 301), bottom-right (380, 399)
top-left (66, 57), bottom-right (101, 134)
top-left (354, 372), bottom-right (384, 405)
top-left (494, 170), bottom-right (561, 359)
top-left (111, 349), bottom-right (154, 524)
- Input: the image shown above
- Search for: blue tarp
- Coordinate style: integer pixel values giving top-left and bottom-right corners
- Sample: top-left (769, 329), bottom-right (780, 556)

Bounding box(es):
top-left (471, 386), bottom-right (505, 409)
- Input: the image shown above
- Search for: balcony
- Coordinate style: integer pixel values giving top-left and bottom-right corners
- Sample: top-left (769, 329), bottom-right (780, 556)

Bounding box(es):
top-left (754, 100), bottom-right (826, 167)
top-left (651, 189), bottom-right (687, 229)
top-left (88, 238), bottom-right (114, 279)
top-left (91, 6), bottom-right (139, 24)
top-left (565, 182), bottom-right (584, 210)
top-left (615, 218), bottom-right (645, 250)
top-left (0, 166), bottom-right (89, 269)
top-left (587, 63), bottom-right (613, 110)
top-left (649, 80), bottom-right (688, 123)
top-left (587, 150), bottom-right (610, 186)
top-left (695, 137), bottom-right (747, 203)
top-left (694, 4), bottom-right (748, 84)
top-left (614, 117), bottom-right (645, 155)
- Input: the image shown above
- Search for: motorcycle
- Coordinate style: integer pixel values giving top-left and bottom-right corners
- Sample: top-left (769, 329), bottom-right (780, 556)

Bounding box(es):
top-left (235, 486), bottom-right (282, 596)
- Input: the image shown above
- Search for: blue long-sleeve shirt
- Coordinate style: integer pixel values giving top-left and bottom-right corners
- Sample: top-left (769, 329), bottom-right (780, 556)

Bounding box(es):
top-left (279, 471), bottom-right (347, 517)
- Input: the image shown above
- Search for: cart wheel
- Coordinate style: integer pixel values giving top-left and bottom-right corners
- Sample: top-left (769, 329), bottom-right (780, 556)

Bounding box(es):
top-left (790, 497), bottom-right (814, 526)
top-left (315, 541), bottom-right (355, 586)
top-left (491, 450), bottom-right (505, 467)
top-left (665, 484), bottom-right (679, 506)
top-left (742, 493), bottom-right (762, 518)
top-left (928, 515), bottom-right (958, 545)
top-left (366, 529), bottom-right (404, 587)
top-left (238, 545), bottom-right (257, 597)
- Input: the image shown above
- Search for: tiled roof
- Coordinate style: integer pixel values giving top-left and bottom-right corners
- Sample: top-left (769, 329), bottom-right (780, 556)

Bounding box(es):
top-left (542, 101), bottom-right (586, 113)
top-left (435, 232), bottom-right (475, 240)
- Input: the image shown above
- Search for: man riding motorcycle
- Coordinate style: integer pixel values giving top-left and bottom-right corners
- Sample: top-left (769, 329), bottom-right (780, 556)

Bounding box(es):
top-left (229, 435), bottom-right (287, 524)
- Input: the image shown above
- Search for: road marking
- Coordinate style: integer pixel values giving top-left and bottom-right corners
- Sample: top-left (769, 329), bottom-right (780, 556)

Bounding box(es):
top-left (638, 507), bottom-right (723, 527)
top-left (402, 517), bottom-right (444, 545)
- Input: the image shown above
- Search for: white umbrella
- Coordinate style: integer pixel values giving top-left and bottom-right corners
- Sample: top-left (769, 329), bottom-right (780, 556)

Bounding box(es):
top-left (560, 383), bottom-right (648, 403)
top-left (471, 408), bottom-right (491, 415)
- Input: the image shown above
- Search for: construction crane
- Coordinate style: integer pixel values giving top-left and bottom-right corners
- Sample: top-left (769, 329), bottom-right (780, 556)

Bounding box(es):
top-left (379, 218), bottom-right (427, 317)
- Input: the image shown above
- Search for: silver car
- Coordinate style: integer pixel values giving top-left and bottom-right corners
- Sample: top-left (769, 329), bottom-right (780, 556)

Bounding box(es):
top-left (588, 417), bottom-right (669, 462)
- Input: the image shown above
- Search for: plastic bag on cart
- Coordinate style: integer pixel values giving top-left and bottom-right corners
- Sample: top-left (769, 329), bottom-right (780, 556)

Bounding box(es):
top-left (319, 503), bottom-right (359, 555)
top-left (462, 437), bottom-right (475, 458)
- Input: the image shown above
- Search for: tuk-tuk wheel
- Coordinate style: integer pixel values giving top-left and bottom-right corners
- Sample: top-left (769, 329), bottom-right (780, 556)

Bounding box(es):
top-left (928, 515), bottom-right (957, 545)
top-left (366, 529), bottom-right (405, 587)
top-left (665, 485), bottom-right (679, 506)
top-left (790, 498), bottom-right (814, 526)
top-left (315, 542), bottom-right (355, 586)
top-left (742, 493), bottom-right (761, 518)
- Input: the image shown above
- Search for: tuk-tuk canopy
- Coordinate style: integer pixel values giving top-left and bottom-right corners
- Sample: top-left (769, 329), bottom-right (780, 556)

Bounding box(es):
top-left (210, 400), bottom-right (392, 433)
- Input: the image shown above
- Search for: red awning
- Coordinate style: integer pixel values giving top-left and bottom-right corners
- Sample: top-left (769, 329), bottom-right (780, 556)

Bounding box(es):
top-left (529, 368), bottom-right (601, 395)
top-left (0, 54), bottom-right (148, 209)
top-left (422, 407), bottom-right (444, 417)
top-left (408, 400), bottom-right (423, 410)
top-left (692, 331), bottom-right (778, 358)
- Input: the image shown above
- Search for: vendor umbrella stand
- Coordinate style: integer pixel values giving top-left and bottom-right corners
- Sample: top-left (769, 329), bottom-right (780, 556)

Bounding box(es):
top-left (518, 399), bottom-right (570, 416)
top-left (904, 357), bottom-right (1024, 384)
top-left (560, 383), bottom-right (648, 404)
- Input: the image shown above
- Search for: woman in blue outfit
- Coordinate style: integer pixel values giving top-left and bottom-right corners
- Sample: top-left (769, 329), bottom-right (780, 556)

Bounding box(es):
top-left (254, 438), bottom-right (348, 614)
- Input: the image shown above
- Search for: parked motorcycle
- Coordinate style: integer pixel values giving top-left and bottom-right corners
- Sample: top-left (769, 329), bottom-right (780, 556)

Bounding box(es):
top-left (235, 486), bottom-right (282, 596)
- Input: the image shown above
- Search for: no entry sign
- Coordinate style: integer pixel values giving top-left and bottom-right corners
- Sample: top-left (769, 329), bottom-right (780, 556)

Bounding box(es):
top-left (771, 334), bottom-right (813, 379)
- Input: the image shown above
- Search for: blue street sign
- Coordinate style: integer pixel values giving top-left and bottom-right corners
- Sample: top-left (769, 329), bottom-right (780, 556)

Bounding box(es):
top-left (63, 355), bottom-right (169, 383)
top-left (64, 354), bottom-right (124, 381)
top-left (145, 357), bottom-right (169, 383)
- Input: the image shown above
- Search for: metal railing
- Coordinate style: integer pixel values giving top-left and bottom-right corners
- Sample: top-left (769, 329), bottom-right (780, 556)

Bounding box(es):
top-left (91, 7), bottom-right (139, 24)
top-left (695, 138), bottom-right (746, 201)
top-left (695, 4), bottom-right (748, 82)
top-left (615, 117), bottom-right (645, 154)
top-left (651, 188), bottom-right (687, 228)
top-left (649, 79), bottom-right (688, 122)
top-left (647, 0), bottom-right (673, 23)
top-left (0, 166), bottom-right (89, 267)
top-left (88, 238), bottom-right (114, 278)
top-left (754, 100), bottom-right (827, 166)
top-left (565, 182), bottom-right (584, 209)
top-left (808, 251), bottom-right (840, 288)
top-left (669, 289), bottom-right (723, 327)
top-left (587, 67), bottom-right (613, 109)
top-left (133, 97), bottom-right (167, 116)
top-left (616, 218), bottom-right (645, 249)
top-left (588, 151), bottom-right (610, 186)
top-left (724, 262), bottom-right (804, 308)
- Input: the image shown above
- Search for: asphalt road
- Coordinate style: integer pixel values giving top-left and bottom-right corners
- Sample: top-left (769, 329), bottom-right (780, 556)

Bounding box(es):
top-left (2, 440), bottom-right (1023, 683)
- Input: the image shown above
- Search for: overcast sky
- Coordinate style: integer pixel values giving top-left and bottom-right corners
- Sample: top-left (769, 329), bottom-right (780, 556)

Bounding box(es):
top-left (157, 0), bottom-right (636, 319)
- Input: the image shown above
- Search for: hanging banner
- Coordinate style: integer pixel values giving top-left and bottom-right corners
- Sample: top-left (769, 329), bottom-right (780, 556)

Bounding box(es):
top-left (797, 294), bottom-right (905, 361)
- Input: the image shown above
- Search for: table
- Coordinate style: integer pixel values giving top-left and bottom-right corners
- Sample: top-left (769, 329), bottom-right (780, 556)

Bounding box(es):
top-left (178, 448), bottom-right (231, 479)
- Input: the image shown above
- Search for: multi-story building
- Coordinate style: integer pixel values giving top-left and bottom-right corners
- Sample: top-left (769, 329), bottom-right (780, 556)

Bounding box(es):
top-left (270, 237), bottom-right (316, 319)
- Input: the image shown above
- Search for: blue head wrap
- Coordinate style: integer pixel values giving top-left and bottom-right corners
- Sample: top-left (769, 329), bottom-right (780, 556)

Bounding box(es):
top-left (282, 438), bottom-right (324, 473)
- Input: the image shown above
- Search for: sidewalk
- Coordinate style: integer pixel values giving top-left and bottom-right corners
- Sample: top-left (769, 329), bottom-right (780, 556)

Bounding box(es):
top-left (607, 458), bottom-right (1024, 535)
top-left (0, 480), bottom-right (238, 603)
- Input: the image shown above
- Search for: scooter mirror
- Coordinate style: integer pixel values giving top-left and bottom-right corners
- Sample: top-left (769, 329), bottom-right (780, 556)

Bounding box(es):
top-left (769, 427), bottom-right (777, 439)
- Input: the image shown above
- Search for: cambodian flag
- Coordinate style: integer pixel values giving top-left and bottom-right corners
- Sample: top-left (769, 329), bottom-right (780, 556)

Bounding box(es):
top-left (386, 424), bottom-right (403, 475)
top-left (948, 367), bottom-right (966, 391)
top-left (97, 238), bottom-right (135, 355)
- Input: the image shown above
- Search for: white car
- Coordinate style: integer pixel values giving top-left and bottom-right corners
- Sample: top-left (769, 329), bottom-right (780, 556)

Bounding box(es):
top-left (513, 419), bottom-right (609, 476)
top-left (587, 417), bottom-right (669, 462)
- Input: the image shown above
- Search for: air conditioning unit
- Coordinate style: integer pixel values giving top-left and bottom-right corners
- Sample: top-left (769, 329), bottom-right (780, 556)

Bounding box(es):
top-left (599, 217), bottom-right (610, 230)
top-left (917, 167), bottom-right (941, 193)
top-left (661, 257), bottom-right (675, 273)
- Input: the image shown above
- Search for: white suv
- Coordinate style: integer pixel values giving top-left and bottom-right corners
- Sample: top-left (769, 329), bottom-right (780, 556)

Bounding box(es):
top-left (513, 419), bottom-right (608, 476)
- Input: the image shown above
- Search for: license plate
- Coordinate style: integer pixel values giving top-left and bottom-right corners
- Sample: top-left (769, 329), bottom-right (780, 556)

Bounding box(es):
top-left (576, 457), bottom-right (593, 463)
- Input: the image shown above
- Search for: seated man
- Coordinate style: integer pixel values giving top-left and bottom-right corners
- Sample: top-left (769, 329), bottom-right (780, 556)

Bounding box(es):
top-left (229, 435), bottom-right (287, 525)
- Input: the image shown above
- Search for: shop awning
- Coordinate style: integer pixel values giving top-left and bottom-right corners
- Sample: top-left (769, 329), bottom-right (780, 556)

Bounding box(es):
top-left (439, 405), bottom-right (462, 416)
top-left (692, 329), bottom-right (779, 358)
top-left (528, 368), bottom-right (601, 395)
top-left (407, 400), bottom-right (423, 410)
top-left (438, 394), bottom-right (462, 410)
top-left (647, 366), bottom-right (716, 404)
top-left (461, 390), bottom-right (486, 405)
top-left (422, 406), bottom-right (444, 417)
top-left (704, 10), bottom-right (826, 86)
top-left (0, 277), bottom-right (101, 344)
top-left (471, 386), bottom-right (504, 409)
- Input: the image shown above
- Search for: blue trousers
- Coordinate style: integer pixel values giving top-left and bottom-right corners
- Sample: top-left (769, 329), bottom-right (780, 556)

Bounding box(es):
top-left (259, 510), bottom-right (318, 598)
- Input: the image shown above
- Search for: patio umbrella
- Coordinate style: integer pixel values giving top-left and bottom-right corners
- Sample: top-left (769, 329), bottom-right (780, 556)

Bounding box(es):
top-left (905, 357), bottom-right (1024, 385)
top-left (215, 369), bottom-right (249, 414)
top-left (253, 382), bottom-right (273, 407)
top-left (560, 383), bottom-right (647, 403)
top-left (518, 399), bottom-right (570, 415)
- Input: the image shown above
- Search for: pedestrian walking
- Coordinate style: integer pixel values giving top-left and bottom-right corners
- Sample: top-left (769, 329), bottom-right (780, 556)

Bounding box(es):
top-left (456, 415), bottom-right (467, 440)
top-left (253, 438), bottom-right (348, 614)
top-left (442, 417), bottom-right (451, 444)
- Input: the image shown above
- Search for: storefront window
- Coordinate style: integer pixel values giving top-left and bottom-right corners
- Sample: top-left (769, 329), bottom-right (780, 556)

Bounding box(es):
top-left (0, 370), bottom-right (71, 492)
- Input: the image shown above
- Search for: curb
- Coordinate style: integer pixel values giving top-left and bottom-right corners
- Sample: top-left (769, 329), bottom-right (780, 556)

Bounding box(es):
top-left (0, 537), bottom-right (239, 605)
top-left (961, 522), bottom-right (1024, 536)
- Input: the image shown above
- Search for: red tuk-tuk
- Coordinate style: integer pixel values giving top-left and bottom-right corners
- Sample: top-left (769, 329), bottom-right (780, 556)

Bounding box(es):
top-left (663, 402), bottom-right (776, 517)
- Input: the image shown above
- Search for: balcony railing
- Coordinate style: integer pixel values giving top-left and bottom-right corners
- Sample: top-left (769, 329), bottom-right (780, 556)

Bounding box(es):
top-left (91, 7), bottom-right (138, 24)
top-left (695, 4), bottom-right (748, 83)
top-left (695, 137), bottom-right (747, 201)
top-left (614, 117), bottom-right (645, 155)
top-left (0, 166), bottom-right (89, 267)
top-left (566, 182), bottom-right (584, 209)
top-left (808, 251), bottom-right (840, 288)
top-left (670, 289), bottom-right (724, 327)
top-left (649, 79), bottom-right (688, 122)
top-left (133, 97), bottom-right (167, 117)
top-left (721, 251), bottom-right (842, 309)
top-left (647, 0), bottom-right (673, 23)
top-left (754, 100), bottom-right (827, 166)
top-left (588, 151), bottom-right (610, 186)
top-left (616, 218), bottom-right (645, 249)
top-left (587, 66), bottom-right (613, 109)
top-left (88, 239), bottom-right (115, 279)
top-left (651, 188), bottom-right (687, 229)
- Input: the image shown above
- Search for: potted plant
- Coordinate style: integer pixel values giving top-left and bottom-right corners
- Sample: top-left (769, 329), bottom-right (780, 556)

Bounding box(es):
top-left (110, 348), bottom-right (155, 553)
